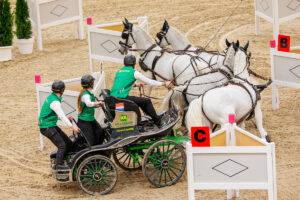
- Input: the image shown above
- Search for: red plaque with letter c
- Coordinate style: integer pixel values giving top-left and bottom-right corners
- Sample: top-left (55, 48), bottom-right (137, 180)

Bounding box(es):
top-left (191, 127), bottom-right (210, 147)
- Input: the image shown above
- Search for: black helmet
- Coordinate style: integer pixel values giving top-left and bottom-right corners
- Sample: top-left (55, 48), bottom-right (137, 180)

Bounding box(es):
top-left (81, 74), bottom-right (95, 88)
top-left (51, 80), bottom-right (65, 94)
top-left (124, 54), bottom-right (136, 67)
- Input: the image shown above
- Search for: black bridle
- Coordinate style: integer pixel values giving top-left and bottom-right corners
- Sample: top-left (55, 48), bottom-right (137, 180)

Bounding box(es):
top-left (156, 30), bottom-right (171, 46)
top-left (119, 24), bottom-right (136, 52)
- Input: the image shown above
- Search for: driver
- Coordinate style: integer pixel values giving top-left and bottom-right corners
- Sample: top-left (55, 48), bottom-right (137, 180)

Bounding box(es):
top-left (110, 54), bottom-right (172, 127)
top-left (38, 80), bottom-right (80, 171)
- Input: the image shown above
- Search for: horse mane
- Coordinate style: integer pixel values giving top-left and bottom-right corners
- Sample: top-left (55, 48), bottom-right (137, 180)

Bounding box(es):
top-left (133, 26), bottom-right (155, 45)
top-left (169, 26), bottom-right (191, 46)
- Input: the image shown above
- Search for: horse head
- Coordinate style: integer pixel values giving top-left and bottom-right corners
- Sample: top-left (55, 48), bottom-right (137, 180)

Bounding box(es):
top-left (224, 39), bottom-right (251, 79)
top-left (156, 20), bottom-right (170, 47)
top-left (119, 18), bottom-right (135, 55)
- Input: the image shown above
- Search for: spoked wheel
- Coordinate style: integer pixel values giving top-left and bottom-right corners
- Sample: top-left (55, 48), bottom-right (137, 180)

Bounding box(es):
top-left (112, 148), bottom-right (143, 171)
top-left (76, 155), bottom-right (118, 195)
top-left (142, 140), bottom-right (186, 188)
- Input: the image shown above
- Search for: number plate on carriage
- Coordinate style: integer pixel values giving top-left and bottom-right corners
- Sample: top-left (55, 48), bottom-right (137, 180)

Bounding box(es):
top-left (111, 111), bottom-right (139, 139)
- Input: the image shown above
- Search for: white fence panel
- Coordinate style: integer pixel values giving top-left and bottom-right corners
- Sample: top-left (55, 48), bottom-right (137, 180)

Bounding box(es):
top-left (87, 16), bottom-right (149, 72)
top-left (270, 47), bottom-right (300, 109)
top-left (28, 0), bottom-right (84, 50)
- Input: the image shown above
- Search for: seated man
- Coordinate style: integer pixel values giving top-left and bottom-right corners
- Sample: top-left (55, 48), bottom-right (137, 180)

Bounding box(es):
top-left (110, 54), bottom-right (171, 127)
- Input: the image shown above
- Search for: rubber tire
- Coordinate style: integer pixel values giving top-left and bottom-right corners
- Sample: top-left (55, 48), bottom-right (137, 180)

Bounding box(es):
top-left (142, 139), bottom-right (186, 188)
top-left (76, 155), bottom-right (118, 195)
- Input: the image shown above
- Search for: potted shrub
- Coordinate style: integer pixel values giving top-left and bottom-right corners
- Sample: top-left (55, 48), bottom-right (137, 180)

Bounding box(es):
top-left (15, 0), bottom-right (33, 54)
top-left (0, 0), bottom-right (13, 61)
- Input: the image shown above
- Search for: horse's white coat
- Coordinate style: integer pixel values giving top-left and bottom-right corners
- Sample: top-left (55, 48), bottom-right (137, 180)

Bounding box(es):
top-left (184, 45), bottom-right (268, 140)
top-left (120, 24), bottom-right (222, 85)
top-left (158, 26), bottom-right (226, 71)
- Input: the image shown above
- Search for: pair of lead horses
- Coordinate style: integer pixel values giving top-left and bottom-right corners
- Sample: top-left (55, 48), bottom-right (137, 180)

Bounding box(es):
top-left (118, 19), bottom-right (271, 142)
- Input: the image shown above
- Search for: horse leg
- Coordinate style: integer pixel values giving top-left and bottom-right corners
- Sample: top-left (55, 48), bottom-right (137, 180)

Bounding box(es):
top-left (254, 101), bottom-right (268, 141)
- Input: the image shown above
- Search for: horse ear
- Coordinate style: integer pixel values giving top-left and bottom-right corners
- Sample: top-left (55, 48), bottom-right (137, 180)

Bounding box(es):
top-left (236, 40), bottom-right (240, 48)
top-left (226, 39), bottom-right (230, 47)
top-left (244, 41), bottom-right (249, 51)
top-left (125, 18), bottom-right (129, 25)
top-left (233, 42), bottom-right (238, 51)
top-left (163, 20), bottom-right (169, 31)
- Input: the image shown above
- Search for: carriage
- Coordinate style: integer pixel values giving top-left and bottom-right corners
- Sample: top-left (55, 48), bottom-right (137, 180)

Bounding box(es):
top-left (50, 89), bottom-right (189, 195)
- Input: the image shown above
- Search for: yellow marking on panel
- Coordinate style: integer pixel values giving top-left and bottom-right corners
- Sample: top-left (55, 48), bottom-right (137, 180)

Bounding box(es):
top-left (236, 130), bottom-right (264, 146)
top-left (98, 22), bottom-right (139, 32)
top-left (291, 49), bottom-right (300, 54)
top-left (100, 24), bottom-right (124, 32)
top-left (210, 132), bottom-right (226, 146)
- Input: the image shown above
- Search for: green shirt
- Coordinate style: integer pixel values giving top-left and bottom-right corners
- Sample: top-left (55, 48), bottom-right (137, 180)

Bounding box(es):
top-left (38, 93), bottom-right (62, 128)
top-left (78, 90), bottom-right (96, 121)
top-left (111, 66), bottom-right (136, 99)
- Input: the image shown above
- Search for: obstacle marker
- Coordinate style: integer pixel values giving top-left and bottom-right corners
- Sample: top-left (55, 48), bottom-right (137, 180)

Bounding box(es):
top-left (86, 17), bottom-right (93, 25)
top-left (87, 16), bottom-right (149, 72)
top-left (270, 39), bottom-right (300, 109)
top-left (27, 0), bottom-right (84, 50)
top-left (186, 115), bottom-right (277, 200)
top-left (254, 0), bottom-right (300, 41)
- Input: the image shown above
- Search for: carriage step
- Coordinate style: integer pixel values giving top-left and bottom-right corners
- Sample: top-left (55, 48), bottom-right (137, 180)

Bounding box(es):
top-left (53, 169), bottom-right (70, 182)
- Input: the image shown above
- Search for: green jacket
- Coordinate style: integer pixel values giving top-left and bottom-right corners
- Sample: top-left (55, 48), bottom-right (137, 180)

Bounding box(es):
top-left (111, 66), bottom-right (136, 98)
top-left (78, 90), bottom-right (96, 121)
top-left (38, 93), bottom-right (62, 128)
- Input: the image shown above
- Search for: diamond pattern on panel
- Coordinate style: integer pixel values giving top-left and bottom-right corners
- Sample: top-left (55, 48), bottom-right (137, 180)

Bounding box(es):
top-left (287, 0), bottom-right (300, 11)
top-left (289, 65), bottom-right (300, 79)
top-left (101, 40), bottom-right (119, 53)
top-left (212, 159), bottom-right (249, 178)
top-left (259, 0), bottom-right (270, 11)
top-left (50, 5), bottom-right (68, 17)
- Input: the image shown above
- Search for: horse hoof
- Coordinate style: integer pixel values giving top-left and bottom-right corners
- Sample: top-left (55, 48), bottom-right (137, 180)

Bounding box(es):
top-left (265, 135), bottom-right (271, 143)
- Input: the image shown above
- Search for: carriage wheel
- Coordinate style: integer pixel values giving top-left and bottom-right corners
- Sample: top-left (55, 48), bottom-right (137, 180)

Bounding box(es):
top-left (112, 148), bottom-right (143, 171)
top-left (76, 155), bottom-right (117, 195)
top-left (142, 140), bottom-right (186, 188)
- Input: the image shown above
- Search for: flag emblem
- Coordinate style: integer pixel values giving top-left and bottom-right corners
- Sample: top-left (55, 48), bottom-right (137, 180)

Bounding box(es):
top-left (115, 103), bottom-right (125, 111)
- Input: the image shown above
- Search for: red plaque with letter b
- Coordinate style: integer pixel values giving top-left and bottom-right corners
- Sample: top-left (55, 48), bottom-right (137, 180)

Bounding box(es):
top-left (191, 127), bottom-right (210, 147)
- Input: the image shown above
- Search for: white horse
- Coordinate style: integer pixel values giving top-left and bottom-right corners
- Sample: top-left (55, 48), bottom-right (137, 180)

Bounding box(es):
top-left (160, 40), bottom-right (238, 112)
top-left (183, 41), bottom-right (269, 142)
top-left (156, 20), bottom-right (230, 69)
top-left (119, 19), bottom-right (225, 85)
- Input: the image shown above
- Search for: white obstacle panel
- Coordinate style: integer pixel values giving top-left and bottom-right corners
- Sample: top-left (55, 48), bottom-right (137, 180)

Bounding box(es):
top-left (186, 123), bottom-right (277, 200)
top-left (270, 46), bottom-right (300, 109)
top-left (87, 16), bottom-right (149, 72)
top-left (28, 0), bottom-right (84, 50)
top-left (254, 0), bottom-right (300, 39)
top-left (35, 71), bottom-right (106, 150)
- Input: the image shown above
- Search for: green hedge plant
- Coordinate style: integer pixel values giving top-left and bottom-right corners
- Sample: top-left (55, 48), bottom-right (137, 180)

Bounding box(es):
top-left (15, 0), bottom-right (32, 39)
top-left (0, 0), bottom-right (13, 46)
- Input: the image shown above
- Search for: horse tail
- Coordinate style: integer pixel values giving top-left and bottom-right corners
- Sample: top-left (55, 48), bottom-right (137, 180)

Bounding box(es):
top-left (185, 96), bottom-right (204, 135)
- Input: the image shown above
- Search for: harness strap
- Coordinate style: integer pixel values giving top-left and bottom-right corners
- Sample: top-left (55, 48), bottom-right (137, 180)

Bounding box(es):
top-left (184, 44), bottom-right (192, 51)
top-left (151, 53), bottom-right (164, 80)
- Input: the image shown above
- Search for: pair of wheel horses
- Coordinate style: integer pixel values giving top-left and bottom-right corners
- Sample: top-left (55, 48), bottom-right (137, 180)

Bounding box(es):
top-left (38, 55), bottom-right (172, 171)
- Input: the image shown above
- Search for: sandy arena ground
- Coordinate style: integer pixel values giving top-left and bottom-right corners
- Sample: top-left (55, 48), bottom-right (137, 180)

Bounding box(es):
top-left (0, 0), bottom-right (299, 199)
